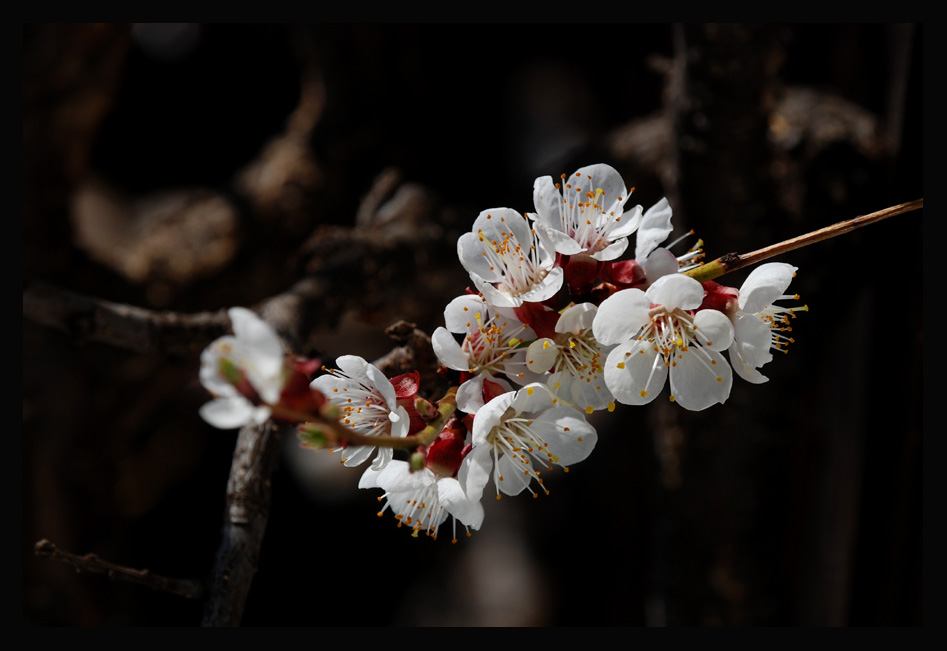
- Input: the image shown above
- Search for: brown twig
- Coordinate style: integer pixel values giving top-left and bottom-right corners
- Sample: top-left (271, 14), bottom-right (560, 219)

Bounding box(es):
top-left (33, 538), bottom-right (204, 599)
top-left (683, 199), bottom-right (923, 283)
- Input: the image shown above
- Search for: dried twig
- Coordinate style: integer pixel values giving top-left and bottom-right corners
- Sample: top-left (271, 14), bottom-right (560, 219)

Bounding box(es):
top-left (33, 538), bottom-right (204, 599)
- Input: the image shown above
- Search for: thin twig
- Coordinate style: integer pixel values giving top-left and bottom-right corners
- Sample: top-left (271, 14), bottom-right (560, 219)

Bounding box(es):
top-left (33, 538), bottom-right (204, 599)
top-left (683, 198), bottom-right (923, 283)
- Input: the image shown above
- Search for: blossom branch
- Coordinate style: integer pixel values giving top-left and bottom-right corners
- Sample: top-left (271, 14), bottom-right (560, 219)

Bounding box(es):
top-left (683, 198), bottom-right (923, 283)
top-left (33, 538), bottom-right (204, 599)
top-left (287, 385), bottom-right (458, 450)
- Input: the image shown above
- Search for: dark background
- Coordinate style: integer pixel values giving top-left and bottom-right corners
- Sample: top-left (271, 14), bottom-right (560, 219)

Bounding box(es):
top-left (23, 23), bottom-right (923, 626)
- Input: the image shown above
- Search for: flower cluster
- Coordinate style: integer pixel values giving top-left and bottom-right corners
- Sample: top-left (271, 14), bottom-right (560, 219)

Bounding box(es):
top-left (198, 163), bottom-right (807, 541)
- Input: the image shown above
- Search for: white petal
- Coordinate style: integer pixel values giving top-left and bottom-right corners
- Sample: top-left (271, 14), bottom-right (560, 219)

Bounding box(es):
top-left (646, 273), bottom-right (704, 310)
top-left (365, 362), bottom-right (397, 409)
top-left (526, 338), bottom-right (558, 374)
top-left (388, 405), bottom-right (410, 438)
top-left (496, 452), bottom-right (533, 496)
top-left (693, 309), bottom-right (735, 351)
top-left (443, 294), bottom-right (487, 333)
top-left (532, 175), bottom-right (562, 226)
top-left (529, 406), bottom-right (597, 466)
top-left (733, 314), bottom-right (773, 368)
top-left (457, 231), bottom-right (500, 281)
top-left (606, 203), bottom-right (643, 239)
top-left (460, 443), bottom-right (493, 502)
top-left (534, 220), bottom-right (585, 255)
top-left (548, 369), bottom-right (612, 412)
top-left (358, 465), bottom-right (383, 489)
top-left (334, 355), bottom-right (372, 386)
top-left (437, 477), bottom-right (484, 530)
top-left (642, 247), bottom-right (679, 283)
top-left (472, 391), bottom-right (516, 445)
top-left (739, 262), bottom-right (797, 314)
top-left (227, 307), bottom-right (284, 378)
top-left (574, 163), bottom-right (629, 213)
top-left (634, 197), bottom-right (674, 262)
top-left (476, 207), bottom-right (533, 251)
top-left (668, 347), bottom-right (732, 411)
top-left (516, 266), bottom-right (564, 303)
top-left (589, 237), bottom-right (629, 261)
top-left (478, 282), bottom-right (519, 308)
top-left (592, 287), bottom-right (650, 346)
top-left (309, 372), bottom-right (347, 394)
top-left (341, 444), bottom-right (375, 468)
top-left (456, 375), bottom-right (486, 414)
top-left (199, 396), bottom-right (256, 429)
top-left (556, 303), bottom-right (597, 335)
top-left (377, 461), bottom-right (435, 492)
top-left (511, 383), bottom-right (554, 413)
top-left (371, 446), bottom-right (394, 471)
top-left (728, 341), bottom-right (769, 384)
top-left (604, 341), bottom-right (667, 406)
top-left (431, 327), bottom-right (471, 371)
top-left (199, 337), bottom-right (240, 397)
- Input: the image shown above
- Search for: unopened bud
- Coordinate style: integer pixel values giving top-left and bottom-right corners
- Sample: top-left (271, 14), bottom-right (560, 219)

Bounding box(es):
top-left (413, 395), bottom-right (438, 421)
top-left (298, 426), bottom-right (328, 449)
top-left (409, 451), bottom-right (426, 472)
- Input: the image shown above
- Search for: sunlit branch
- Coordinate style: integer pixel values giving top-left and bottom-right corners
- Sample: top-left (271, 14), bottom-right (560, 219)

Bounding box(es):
top-left (683, 199), bottom-right (923, 283)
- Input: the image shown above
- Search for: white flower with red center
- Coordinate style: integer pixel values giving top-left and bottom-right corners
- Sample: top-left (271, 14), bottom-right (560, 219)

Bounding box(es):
top-left (530, 163), bottom-right (643, 261)
top-left (358, 423), bottom-right (484, 542)
top-left (463, 384), bottom-right (597, 500)
top-left (726, 262), bottom-right (808, 384)
top-left (310, 355), bottom-right (409, 470)
top-left (525, 303), bottom-right (615, 414)
top-left (593, 273), bottom-right (736, 411)
top-left (199, 307), bottom-right (288, 429)
top-left (431, 294), bottom-right (541, 385)
top-left (456, 207), bottom-right (563, 307)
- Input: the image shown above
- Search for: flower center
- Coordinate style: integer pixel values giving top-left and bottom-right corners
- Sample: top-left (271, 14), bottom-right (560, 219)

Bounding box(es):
top-left (325, 373), bottom-right (393, 436)
top-left (477, 217), bottom-right (545, 292)
top-left (462, 311), bottom-right (530, 378)
top-left (484, 412), bottom-right (556, 499)
top-left (554, 330), bottom-right (604, 383)
top-left (555, 173), bottom-right (624, 253)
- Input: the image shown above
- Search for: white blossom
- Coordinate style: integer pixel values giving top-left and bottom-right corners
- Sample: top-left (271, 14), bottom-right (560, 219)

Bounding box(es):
top-left (727, 263), bottom-right (807, 384)
top-left (525, 302), bottom-right (615, 414)
top-left (463, 384), bottom-right (597, 500)
top-left (530, 163), bottom-right (642, 261)
top-left (456, 208), bottom-right (563, 307)
top-left (358, 459), bottom-right (484, 542)
top-left (593, 274), bottom-right (735, 411)
top-left (199, 307), bottom-right (287, 429)
top-left (431, 293), bottom-right (542, 386)
top-left (310, 355), bottom-right (409, 470)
